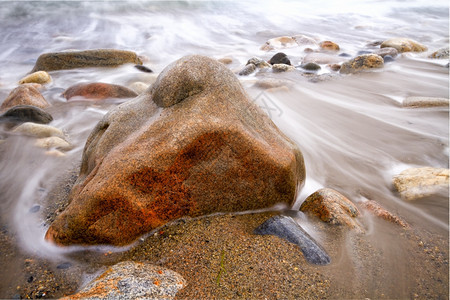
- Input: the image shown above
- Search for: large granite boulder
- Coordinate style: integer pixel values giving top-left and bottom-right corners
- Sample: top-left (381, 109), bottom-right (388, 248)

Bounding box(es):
top-left (46, 55), bottom-right (305, 246)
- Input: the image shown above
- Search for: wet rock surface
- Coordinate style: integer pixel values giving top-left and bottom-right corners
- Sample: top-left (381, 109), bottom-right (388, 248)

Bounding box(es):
top-left (380, 38), bottom-right (427, 53)
top-left (300, 188), bottom-right (362, 231)
top-left (31, 49), bottom-right (143, 72)
top-left (63, 82), bottom-right (138, 101)
top-left (0, 105), bottom-right (53, 125)
top-left (254, 215), bottom-right (331, 265)
top-left (340, 54), bottom-right (384, 74)
top-left (0, 84), bottom-right (50, 112)
top-left (45, 55), bottom-right (305, 246)
top-left (62, 261), bottom-right (186, 300)
top-left (393, 167), bottom-right (449, 201)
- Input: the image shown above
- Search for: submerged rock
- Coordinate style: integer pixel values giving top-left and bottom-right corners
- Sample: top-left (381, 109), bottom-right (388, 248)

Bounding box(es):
top-left (19, 71), bottom-right (52, 85)
top-left (63, 82), bottom-right (138, 101)
top-left (300, 188), bottom-right (362, 231)
top-left (402, 96), bottom-right (449, 108)
top-left (46, 55), bottom-right (305, 246)
top-left (246, 57), bottom-right (271, 68)
top-left (300, 62), bottom-right (321, 71)
top-left (218, 57), bottom-right (233, 64)
top-left (361, 200), bottom-right (409, 228)
top-left (0, 105), bottom-right (53, 125)
top-left (35, 136), bottom-right (72, 151)
top-left (319, 41), bottom-right (340, 51)
top-left (134, 64), bottom-right (153, 73)
top-left (380, 38), bottom-right (427, 53)
top-left (429, 47), bottom-right (449, 59)
top-left (340, 54), bottom-right (384, 74)
top-left (393, 167), bottom-right (449, 201)
top-left (62, 261), bottom-right (185, 300)
top-left (31, 49), bottom-right (143, 72)
top-left (269, 52), bottom-right (291, 65)
top-left (238, 64), bottom-right (257, 76)
top-left (261, 36), bottom-right (298, 51)
top-left (128, 82), bottom-right (150, 95)
top-left (12, 122), bottom-right (64, 138)
top-left (303, 53), bottom-right (345, 65)
top-left (272, 64), bottom-right (295, 72)
top-left (254, 215), bottom-right (331, 265)
top-left (373, 47), bottom-right (398, 58)
top-left (0, 84), bottom-right (50, 112)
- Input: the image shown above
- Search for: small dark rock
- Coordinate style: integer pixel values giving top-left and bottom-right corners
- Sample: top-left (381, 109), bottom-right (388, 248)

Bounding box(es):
top-left (357, 50), bottom-right (372, 55)
top-left (27, 276), bottom-right (34, 283)
top-left (446, 63), bottom-right (449, 68)
top-left (383, 55), bottom-right (395, 63)
top-left (254, 215), bottom-right (331, 265)
top-left (338, 53), bottom-right (351, 57)
top-left (134, 65), bottom-right (153, 73)
top-left (29, 205), bottom-right (40, 213)
top-left (0, 105), bottom-right (53, 125)
top-left (269, 52), bottom-right (291, 65)
top-left (300, 62), bottom-right (321, 71)
top-left (238, 64), bottom-right (256, 76)
top-left (366, 40), bottom-right (383, 47)
top-left (56, 262), bottom-right (72, 269)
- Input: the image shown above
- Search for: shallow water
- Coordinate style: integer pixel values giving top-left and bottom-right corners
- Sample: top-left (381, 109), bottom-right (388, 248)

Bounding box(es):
top-left (0, 0), bottom-right (448, 298)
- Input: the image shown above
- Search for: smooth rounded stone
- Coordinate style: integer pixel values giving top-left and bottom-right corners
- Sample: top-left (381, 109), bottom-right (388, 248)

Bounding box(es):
top-left (373, 47), bottom-right (398, 58)
top-left (268, 52), bottom-right (291, 65)
top-left (319, 41), bottom-right (340, 51)
top-left (218, 57), bottom-right (233, 64)
top-left (402, 96), bottom-right (449, 108)
top-left (429, 47), bottom-right (449, 59)
top-left (31, 49), bottom-right (143, 72)
top-left (45, 55), bottom-right (305, 246)
top-left (360, 200), bottom-right (409, 228)
top-left (246, 57), bottom-right (271, 68)
top-left (260, 36), bottom-right (298, 51)
top-left (340, 54), bottom-right (384, 74)
top-left (300, 62), bottom-right (321, 71)
top-left (134, 64), bottom-right (153, 73)
top-left (254, 78), bottom-right (289, 89)
top-left (128, 82), bottom-right (150, 95)
top-left (392, 167), bottom-right (449, 201)
top-left (18, 71), bottom-right (51, 85)
top-left (254, 215), bottom-right (331, 265)
top-left (12, 122), bottom-right (64, 138)
top-left (303, 53), bottom-right (345, 64)
top-left (35, 136), bottom-right (72, 151)
top-left (272, 64), bottom-right (295, 72)
top-left (292, 34), bottom-right (318, 46)
top-left (238, 63), bottom-right (257, 76)
top-left (0, 84), bottom-right (50, 112)
top-left (45, 149), bottom-right (66, 157)
top-left (62, 82), bottom-right (138, 101)
top-left (0, 105), bottom-right (53, 124)
top-left (383, 55), bottom-right (395, 63)
top-left (380, 38), bottom-right (427, 53)
top-left (61, 261), bottom-right (186, 300)
top-left (300, 188), bottom-right (363, 231)
top-left (327, 64), bottom-right (341, 72)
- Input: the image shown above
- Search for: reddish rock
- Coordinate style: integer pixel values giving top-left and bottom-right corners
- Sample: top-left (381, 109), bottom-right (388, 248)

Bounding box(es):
top-left (0, 84), bottom-right (50, 112)
top-left (46, 55), bottom-right (305, 246)
top-left (63, 82), bottom-right (138, 101)
top-left (319, 41), bottom-right (340, 51)
top-left (300, 188), bottom-right (362, 231)
top-left (360, 200), bottom-right (409, 228)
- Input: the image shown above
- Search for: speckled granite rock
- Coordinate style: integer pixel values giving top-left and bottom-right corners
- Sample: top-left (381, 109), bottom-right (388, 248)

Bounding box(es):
top-left (380, 38), bottom-right (427, 53)
top-left (19, 71), bottom-right (52, 85)
top-left (402, 96), bottom-right (449, 108)
top-left (31, 49), bottom-right (143, 72)
top-left (45, 55), bottom-right (305, 246)
top-left (393, 167), bottom-right (449, 201)
top-left (300, 188), bottom-right (362, 231)
top-left (1, 84), bottom-right (50, 112)
top-left (254, 215), bottom-right (331, 265)
top-left (62, 261), bottom-right (185, 300)
top-left (63, 82), bottom-right (138, 101)
top-left (340, 54), bottom-right (384, 74)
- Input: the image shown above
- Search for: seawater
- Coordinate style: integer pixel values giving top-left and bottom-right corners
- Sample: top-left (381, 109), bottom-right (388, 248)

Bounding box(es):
top-left (0, 0), bottom-right (448, 296)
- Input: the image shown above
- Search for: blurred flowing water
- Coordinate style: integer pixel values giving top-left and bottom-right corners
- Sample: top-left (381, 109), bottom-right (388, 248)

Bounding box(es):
top-left (0, 0), bottom-right (448, 297)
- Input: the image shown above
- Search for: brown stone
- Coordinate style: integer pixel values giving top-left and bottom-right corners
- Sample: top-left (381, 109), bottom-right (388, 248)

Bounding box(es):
top-left (360, 200), bottom-right (409, 228)
top-left (63, 82), bottom-right (138, 101)
top-left (380, 38), bottom-right (427, 53)
top-left (319, 41), bottom-right (340, 51)
top-left (31, 49), bottom-right (143, 72)
top-left (402, 96), bottom-right (449, 108)
top-left (0, 84), bottom-right (50, 112)
top-left (45, 55), bottom-right (305, 246)
top-left (340, 54), bottom-right (384, 74)
top-left (300, 188), bottom-right (362, 231)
